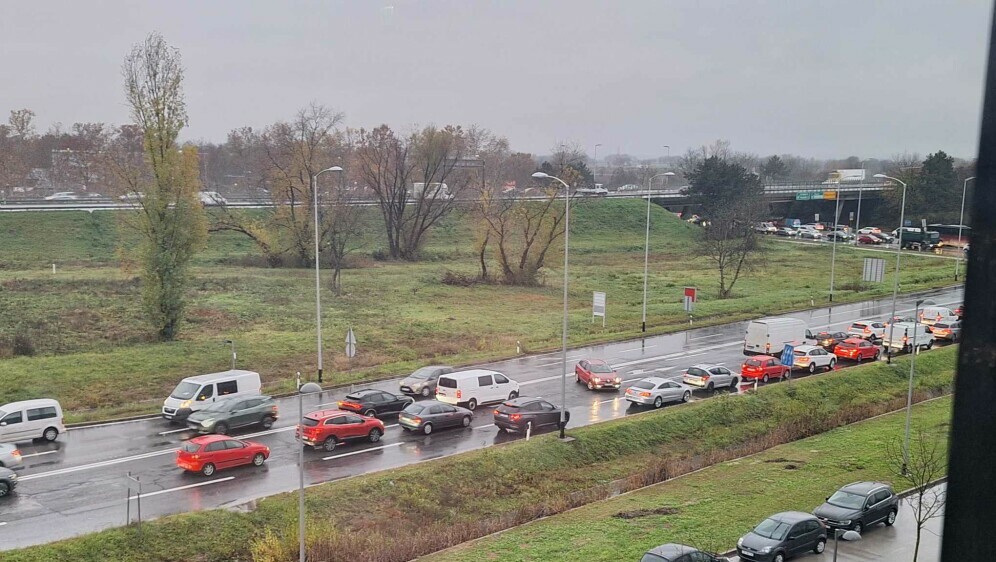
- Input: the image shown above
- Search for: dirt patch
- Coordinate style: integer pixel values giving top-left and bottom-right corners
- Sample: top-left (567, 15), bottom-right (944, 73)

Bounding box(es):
top-left (612, 506), bottom-right (680, 519)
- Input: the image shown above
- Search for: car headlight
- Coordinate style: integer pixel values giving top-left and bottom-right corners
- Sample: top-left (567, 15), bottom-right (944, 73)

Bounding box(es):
top-left (737, 537), bottom-right (744, 547)
top-left (759, 547), bottom-right (772, 554)
top-left (201, 418), bottom-right (215, 426)
top-left (840, 519), bottom-right (851, 525)
top-left (411, 382), bottom-right (422, 390)
top-left (180, 400), bottom-right (192, 409)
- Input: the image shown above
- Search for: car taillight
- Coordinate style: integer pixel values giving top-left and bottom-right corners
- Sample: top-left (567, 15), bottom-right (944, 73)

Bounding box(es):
top-left (797, 357), bottom-right (809, 363)
top-left (493, 409), bottom-right (500, 415)
top-left (11, 449), bottom-right (20, 458)
top-left (456, 390), bottom-right (462, 399)
top-left (864, 327), bottom-right (871, 334)
top-left (411, 417), bottom-right (422, 424)
top-left (700, 375), bottom-right (710, 380)
top-left (510, 414), bottom-right (521, 422)
top-left (639, 391), bottom-right (651, 397)
top-left (271, 405), bottom-right (278, 413)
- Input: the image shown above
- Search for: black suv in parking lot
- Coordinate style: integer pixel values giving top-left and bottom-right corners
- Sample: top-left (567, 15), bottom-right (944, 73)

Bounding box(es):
top-left (812, 481), bottom-right (899, 534)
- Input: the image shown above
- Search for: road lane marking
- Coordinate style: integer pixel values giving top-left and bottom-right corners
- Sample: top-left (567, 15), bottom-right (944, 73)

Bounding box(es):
top-left (158, 427), bottom-right (191, 436)
top-left (619, 344), bottom-right (657, 352)
top-left (597, 398), bottom-right (618, 404)
top-left (19, 450), bottom-right (58, 458)
top-left (0, 522), bottom-right (6, 526)
top-left (19, 448), bottom-right (179, 481)
top-left (687, 333), bottom-right (725, 341)
top-left (139, 477), bottom-right (235, 499)
top-left (322, 442), bottom-right (402, 461)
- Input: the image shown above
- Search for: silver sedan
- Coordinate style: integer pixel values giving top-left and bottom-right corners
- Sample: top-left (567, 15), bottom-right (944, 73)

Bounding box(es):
top-left (625, 377), bottom-right (692, 408)
top-left (0, 443), bottom-right (22, 468)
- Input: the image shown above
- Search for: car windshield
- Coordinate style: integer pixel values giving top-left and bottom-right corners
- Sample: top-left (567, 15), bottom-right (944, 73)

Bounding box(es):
top-left (753, 518), bottom-right (792, 540)
top-left (793, 350), bottom-right (806, 357)
top-left (301, 417), bottom-right (320, 427)
top-left (409, 367), bottom-right (436, 379)
top-left (438, 378), bottom-right (457, 388)
top-left (639, 554), bottom-right (669, 562)
top-left (632, 381), bottom-right (655, 390)
top-left (934, 323), bottom-right (950, 329)
top-left (687, 367), bottom-right (709, 376)
top-left (744, 360), bottom-right (762, 367)
top-left (170, 381), bottom-right (200, 400)
top-left (827, 490), bottom-right (866, 509)
top-left (850, 323), bottom-right (867, 330)
top-left (589, 363), bottom-right (613, 374)
top-left (180, 442), bottom-right (200, 453)
top-left (404, 404), bottom-right (426, 414)
top-left (344, 393), bottom-right (364, 401)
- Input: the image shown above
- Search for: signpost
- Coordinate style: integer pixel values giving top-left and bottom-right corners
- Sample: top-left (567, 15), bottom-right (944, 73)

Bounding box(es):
top-left (345, 327), bottom-right (356, 358)
top-left (863, 258), bottom-right (886, 283)
top-left (592, 292), bottom-right (606, 327)
top-left (780, 344), bottom-right (795, 384)
top-left (683, 287), bottom-right (696, 313)
top-left (125, 472), bottom-right (143, 537)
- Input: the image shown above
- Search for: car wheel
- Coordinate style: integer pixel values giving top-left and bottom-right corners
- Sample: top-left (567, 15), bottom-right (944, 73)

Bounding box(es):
top-left (0, 481), bottom-right (9, 497)
top-left (323, 437), bottom-right (337, 452)
top-left (681, 391), bottom-right (691, 403)
top-left (784, 369), bottom-right (791, 380)
top-left (706, 382), bottom-right (715, 392)
top-left (252, 453), bottom-right (266, 467)
top-left (886, 509), bottom-right (897, 526)
top-left (809, 363), bottom-right (816, 374)
top-left (926, 340), bottom-right (933, 350)
top-left (874, 349), bottom-right (881, 360)
top-left (214, 422), bottom-right (229, 435)
top-left (730, 378), bottom-right (739, 389)
top-left (852, 521), bottom-right (863, 534)
top-left (422, 423), bottom-right (433, 435)
top-left (814, 538), bottom-right (826, 554)
top-left (462, 415), bottom-right (472, 427)
top-left (856, 354), bottom-right (862, 363)
top-left (43, 427), bottom-right (59, 442)
top-left (508, 391), bottom-right (519, 400)
top-left (762, 374), bottom-right (770, 383)
top-left (587, 381), bottom-right (595, 390)
top-left (653, 396), bottom-right (663, 409)
top-left (772, 553), bottom-right (785, 562)
top-left (421, 387), bottom-right (431, 398)
top-left (261, 415), bottom-right (275, 430)
top-left (467, 398), bottom-right (478, 411)
top-left (368, 428), bottom-right (383, 442)
top-left (828, 359), bottom-right (836, 371)
top-left (576, 374), bottom-right (581, 384)
top-left (363, 409), bottom-right (377, 418)
top-left (201, 463), bottom-right (216, 477)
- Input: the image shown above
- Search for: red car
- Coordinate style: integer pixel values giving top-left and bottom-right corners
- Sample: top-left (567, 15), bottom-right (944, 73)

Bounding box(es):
top-left (857, 235), bottom-right (881, 245)
top-left (833, 337), bottom-right (881, 362)
top-left (740, 355), bottom-right (790, 383)
top-left (176, 434), bottom-right (269, 476)
top-left (575, 359), bottom-right (621, 390)
top-left (296, 409), bottom-right (385, 452)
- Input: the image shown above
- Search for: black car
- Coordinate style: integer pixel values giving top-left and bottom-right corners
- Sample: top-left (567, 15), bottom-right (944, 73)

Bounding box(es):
top-left (493, 397), bottom-right (570, 433)
top-left (0, 466), bottom-right (17, 497)
top-left (338, 389), bottom-right (414, 418)
top-left (812, 331), bottom-right (849, 351)
top-left (398, 400), bottom-right (473, 434)
top-left (641, 543), bottom-right (729, 562)
top-left (737, 511), bottom-right (827, 562)
top-left (813, 481), bottom-right (899, 534)
top-left (186, 395), bottom-right (279, 434)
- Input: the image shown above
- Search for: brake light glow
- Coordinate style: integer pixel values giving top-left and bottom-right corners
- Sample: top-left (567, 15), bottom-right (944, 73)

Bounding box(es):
top-left (700, 375), bottom-right (710, 380)
top-left (797, 357), bottom-right (810, 363)
top-left (493, 409), bottom-right (500, 415)
top-left (639, 391), bottom-right (651, 397)
top-left (864, 327), bottom-right (871, 334)
top-left (410, 416), bottom-right (422, 424)
top-left (510, 414), bottom-right (521, 422)
top-left (456, 390), bottom-right (462, 399)
top-left (11, 449), bottom-right (20, 458)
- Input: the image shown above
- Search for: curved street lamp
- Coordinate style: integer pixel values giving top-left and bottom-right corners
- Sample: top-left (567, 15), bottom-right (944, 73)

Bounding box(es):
top-left (873, 173), bottom-right (908, 365)
top-left (532, 171), bottom-right (572, 439)
top-left (641, 172), bottom-right (675, 332)
top-left (311, 166), bottom-right (344, 383)
top-left (956, 176), bottom-right (975, 280)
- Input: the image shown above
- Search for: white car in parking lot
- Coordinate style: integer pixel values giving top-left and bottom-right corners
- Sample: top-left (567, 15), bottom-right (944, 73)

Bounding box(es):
top-left (791, 345), bottom-right (837, 373)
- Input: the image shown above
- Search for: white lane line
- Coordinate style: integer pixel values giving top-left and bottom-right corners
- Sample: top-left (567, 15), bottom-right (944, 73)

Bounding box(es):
top-left (687, 333), bottom-right (725, 341)
top-left (619, 344), bottom-right (657, 352)
top-left (0, 522), bottom-right (6, 526)
top-left (597, 398), bottom-right (618, 404)
top-left (653, 367), bottom-right (675, 372)
top-left (385, 424), bottom-right (398, 428)
top-left (139, 477), bottom-right (235, 499)
top-left (20, 447), bottom-right (179, 481)
top-left (476, 423), bottom-right (495, 429)
top-left (157, 427), bottom-right (191, 436)
top-left (322, 442), bottom-right (402, 461)
top-left (19, 450), bottom-right (58, 458)
top-left (522, 373), bottom-right (572, 386)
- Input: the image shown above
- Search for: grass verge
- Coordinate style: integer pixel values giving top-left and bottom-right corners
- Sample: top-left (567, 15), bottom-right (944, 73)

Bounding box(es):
top-left (0, 346), bottom-right (958, 562)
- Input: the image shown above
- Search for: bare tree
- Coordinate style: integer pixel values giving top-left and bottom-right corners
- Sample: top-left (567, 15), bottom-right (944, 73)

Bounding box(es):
top-left (121, 32), bottom-right (207, 341)
top-left (887, 429), bottom-right (947, 562)
top-left (0, 110), bottom-right (36, 196)
top-left (323, 181), bottom-right (365, 294)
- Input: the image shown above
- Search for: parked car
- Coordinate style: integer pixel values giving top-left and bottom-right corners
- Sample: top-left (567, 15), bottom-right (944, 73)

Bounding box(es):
top-left (399, 365), bottom-right (454, 398)
top-left (0, 398), bottom-right (66, 443)
top-left (798, 229), bottom-right (822, 240)
top-left (833, 338), bottom-right (881, 362)
top-left (0, 443), bottom-right (22, 468)
top-left (919, 306), bottom-right (956, 326)
top-left (175, 435), bottom-right (269, 476)
top-left (682, 364), bottom-right (739, 391)
top-left (774, 227), bottom-right (797, 237)
top-left (791, 345), bottom-right (836, 373)
top-left (825, 230), bottom-right (853, 242)
top-left (0, 467), bottom-right (16, 497)
top-left (435, 369), bottom-right (519, 411)
top-left (575, 359), bottom-right (621, 390)
top-left (640, 544), bottom-right (730, 562)
top-left (882, 322), bottom-right (933, 354)
top-left (338, 389), bottom-right (414, 418)
top-left (493, 397), bottom-right (570, 433)
top-left (198, 191), bottom-right (227, 206)
top-left (813, 481), bottom-right (899, 534)
top-left (44, 192), bottom-right (78, 201)
top-left (847, 320), bottom-right (887, 341)
top-left (812, 331), bottom-right (849, 351)
top-left (856, 234), bottom-right (882, 245)
top-left (930, 319), bottom-right (962, 342)
top-left (870, 232), bottom-right (894, 243)
top-left (185, 395), bottom-right (279, 434)
top-left (857, 227), bottom-right (882, 235)
top-left (737, 511), bottom-right (827, 562)
top-left (398, 400), bottom-right (473, 434)
top-left (740, 355), bottom-right (789, 383)
top-left (297, 409), bottom-right (385, 452)
top-left (625, 377), bottom-right (692, 408)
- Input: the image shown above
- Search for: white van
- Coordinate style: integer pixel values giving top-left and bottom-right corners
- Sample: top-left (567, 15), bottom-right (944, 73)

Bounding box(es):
top-left (882, 322), bottom-right (933, 353)
top-left (435, 369), bottom-right (519, 410)
top-left (919, 306), bottom-right (955, 326)
top-left (162, 370), bottom-right (261, 422)
top-left (0, 399), bottom-right (66, 443)
top-left (743, 318), bottom-right (810, 356)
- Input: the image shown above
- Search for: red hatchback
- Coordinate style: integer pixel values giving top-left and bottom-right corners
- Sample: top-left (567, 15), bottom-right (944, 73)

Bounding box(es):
top-left (834, 338), bottom-right (881, 362)
top-left (297, 409), bottom-right (385, 452)
top-left (575, 359), bottom-right (621, 390)
top-left (740, 355), bottom-right (790, 383)
top-left (176, 435), bottom-right (269, 476)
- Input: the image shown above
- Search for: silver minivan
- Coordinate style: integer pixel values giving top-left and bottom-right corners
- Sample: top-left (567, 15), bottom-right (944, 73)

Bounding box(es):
top-left (0, 399), bottom-right (66, 443)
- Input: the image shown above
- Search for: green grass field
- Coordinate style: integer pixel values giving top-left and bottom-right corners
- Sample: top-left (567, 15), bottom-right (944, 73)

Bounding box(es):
top-left (0, 201), bottom-right (961, 421)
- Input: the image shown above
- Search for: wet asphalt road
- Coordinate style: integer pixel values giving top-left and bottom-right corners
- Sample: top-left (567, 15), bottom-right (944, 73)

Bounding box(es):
top-left (0, 286), bottom-right (962, 550)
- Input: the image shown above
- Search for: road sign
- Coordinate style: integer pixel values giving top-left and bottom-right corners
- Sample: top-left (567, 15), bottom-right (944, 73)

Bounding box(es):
top-left (592, 292), bottom-right (606, 326)
top-left (780, 344), bottom-right (795, 367)
top-left (795, 192), bottom-right (811, 201)
top-left (863, 258), bottom-right (886, 283)
top-left (814, 213), bottom-right (820, 222)
top-left (823, 190), bottom-right (837, 200)
top-left (683, 287), bottom-right (697, 313)
top-left (345, 327), bottom-right (357, 358)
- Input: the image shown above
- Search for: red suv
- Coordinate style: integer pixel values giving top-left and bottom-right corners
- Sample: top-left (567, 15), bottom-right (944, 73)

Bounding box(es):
top-left (175, 435), bottom-right (269, 477)
top-left (740, 355), bottom-right (790, 383)
top-left (297, 409), bottom-right (385, 452)
top-left (833, 338), bottom-right (881, 362)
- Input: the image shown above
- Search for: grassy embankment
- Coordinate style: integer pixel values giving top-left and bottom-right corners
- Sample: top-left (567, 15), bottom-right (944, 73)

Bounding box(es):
top-left (0, 345), bottom-right (957, 562)
top-left (0, 201), bottom-right (960, 421)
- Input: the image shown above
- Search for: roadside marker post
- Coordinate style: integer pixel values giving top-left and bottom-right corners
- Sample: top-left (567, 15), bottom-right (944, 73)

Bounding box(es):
top-left (592, 292), bottom-right (606, 327)
top-left (780, 344), bottom-right (795, 382)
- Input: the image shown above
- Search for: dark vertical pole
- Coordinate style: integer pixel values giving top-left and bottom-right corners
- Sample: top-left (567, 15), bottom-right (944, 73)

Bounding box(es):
top-left (941, 8), bottom-right (996, 561)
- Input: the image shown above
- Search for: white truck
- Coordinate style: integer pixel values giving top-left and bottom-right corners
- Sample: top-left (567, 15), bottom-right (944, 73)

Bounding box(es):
top-left (743, 318), bottom-right (812, 356)
top-left (412, 182), bottom-right (452, 200)
top-left (882, 322), bottom-right (932, 354)
top-left (824, 169), bottom-right (867, 183)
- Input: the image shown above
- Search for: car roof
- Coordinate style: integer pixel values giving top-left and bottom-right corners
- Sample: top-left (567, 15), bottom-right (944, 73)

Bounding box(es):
top-left (187, 434), bottom-right (237, 445)
top-left (744, 355), bottom-right (777, 361)
top-left (840, 338), bottom-right (866, 344)
top-left (646, 544), bottom-right (700, 559)
top-left (793, 344), bottom-right (820, 351)
top-left (840, 481), bottom-right (891, 494)
top-left (348, 388), bottom-right (383, 396)
top-left (408, 400), bottom-right (452, 408)
top-left (178, 369), bottom-right (259, 384)
top-left (305, 409), bottom-right (350, 419)
top-left (503, 397), bottom-right (544, 406)
top-left (0, 398), bottom-right (61, 410)
top-left (768, 511), bottom-right (818, 523)
top-left (439, 369), bottom-right (503, 380)
top-left (637, 377), bottom-right (670, 385)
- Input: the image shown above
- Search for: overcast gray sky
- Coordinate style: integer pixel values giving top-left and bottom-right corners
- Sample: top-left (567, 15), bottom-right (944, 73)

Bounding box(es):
top-left (1, 1), bottom-right (991, 159)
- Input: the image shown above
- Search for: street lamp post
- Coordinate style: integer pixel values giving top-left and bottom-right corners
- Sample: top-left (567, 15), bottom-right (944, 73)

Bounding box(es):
top-left (829, 186), bottom-right (842, 302)
top-left (902, 298), bottom-right (932, 474)
top-left (310, 166), bottom-right (344, 383)
top-left (593, 144), bottom-right (602, 187)
top-left (297, 378), bottom-right (322, 562)
top-left (223, 339), bottom-right (236, 370)
top-left (874, 174), bottom-right (909, 364)
top-left (642, 171), bottom-right (674, 332)
top-left (955, 176), bottom-right (975, 280)
top-left (532, 171), bottom-right (572, 439)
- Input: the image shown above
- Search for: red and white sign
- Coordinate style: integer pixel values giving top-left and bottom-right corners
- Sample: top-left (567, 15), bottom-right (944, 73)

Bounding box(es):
top-left (683, 287), bottom-right (697, 312)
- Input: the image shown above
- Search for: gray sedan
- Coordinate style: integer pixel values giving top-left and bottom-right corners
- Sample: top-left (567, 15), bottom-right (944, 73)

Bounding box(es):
top-left (0, 443), bottom-right (22, 468)
top-left (625, 377), bottom-right (692, 408)
top-left (398, 400), bottom-right (473, 434)
top-left (399, 365), bottom-right (454, 398)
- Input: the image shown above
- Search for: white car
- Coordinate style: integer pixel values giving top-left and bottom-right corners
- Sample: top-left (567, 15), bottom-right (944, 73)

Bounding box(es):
top-left (791, 345), bottom-right (837, 373)
top-left (682, 364), bottom-right (739, 391)
top-left (0, 443), bottom-right (22, 469)
top-left (119, 192), bottom-right (145, 201)
top-left (625, 377), bottom-right (692, 408)
top-left (847, 320), bottom-right (887, 341)
top-left (857, 227), bottom-right (882, 235)
top-left (576, 187), bottom-right (609, 197)
top-left (198, 191), bottom-right (228, 206)
top-left (44, 192), bottom-right (78, 201)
